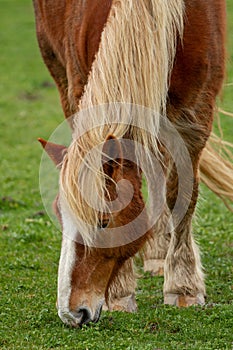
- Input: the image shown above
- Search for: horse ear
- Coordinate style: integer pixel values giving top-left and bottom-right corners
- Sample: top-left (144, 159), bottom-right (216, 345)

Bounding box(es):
top-left (38, 138), bottom-right (67, 168)
top-left (102, 135), bottom-right (123, 179)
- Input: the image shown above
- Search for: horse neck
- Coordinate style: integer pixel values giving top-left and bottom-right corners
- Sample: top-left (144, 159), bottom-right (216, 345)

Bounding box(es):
top-left (62, 0), bottom-right (185, 247)
top-left (77, 0), bottom-right (184, 114)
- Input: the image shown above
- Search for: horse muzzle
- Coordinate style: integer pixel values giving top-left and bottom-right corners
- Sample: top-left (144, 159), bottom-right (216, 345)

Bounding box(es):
top-left (58, 302), bottom-right (104, 328)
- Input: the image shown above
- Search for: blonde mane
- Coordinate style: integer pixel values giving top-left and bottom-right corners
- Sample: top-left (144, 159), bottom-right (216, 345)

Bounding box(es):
top-left (60, 0), bottom-right (185, 246)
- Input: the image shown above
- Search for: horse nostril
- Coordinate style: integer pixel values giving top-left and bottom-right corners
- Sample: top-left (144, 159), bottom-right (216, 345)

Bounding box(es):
top-left (77, 307), bottom-right (92, 325)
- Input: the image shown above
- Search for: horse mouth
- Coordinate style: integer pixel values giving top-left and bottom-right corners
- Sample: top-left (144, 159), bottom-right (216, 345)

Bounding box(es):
top-left (93, 303), bottom-right (104, 323)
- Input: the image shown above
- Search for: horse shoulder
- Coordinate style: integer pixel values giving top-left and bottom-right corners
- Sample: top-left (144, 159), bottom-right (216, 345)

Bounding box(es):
top-left (169, 0), bottom-right (226, 110)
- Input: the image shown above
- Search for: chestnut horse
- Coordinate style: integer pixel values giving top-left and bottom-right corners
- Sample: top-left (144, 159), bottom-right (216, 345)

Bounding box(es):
top-left (33, 0), bottom-right (228, 327)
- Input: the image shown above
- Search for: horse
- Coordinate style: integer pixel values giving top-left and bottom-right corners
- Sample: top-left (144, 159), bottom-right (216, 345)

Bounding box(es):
top-left (33, 0), bottom-right (230, 327)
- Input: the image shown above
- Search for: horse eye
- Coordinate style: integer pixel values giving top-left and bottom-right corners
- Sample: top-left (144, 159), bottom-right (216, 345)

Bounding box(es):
top-left (98, 219), bottom-right (109, 229)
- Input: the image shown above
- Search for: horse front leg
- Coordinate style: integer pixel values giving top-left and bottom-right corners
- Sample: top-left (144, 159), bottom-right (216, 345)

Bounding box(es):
top-left (143, 204), bottom-right (172, 276)
top-left (163, 164), bottom-right (205, 307)
top-left (103, 258), bottom-right (138, 313)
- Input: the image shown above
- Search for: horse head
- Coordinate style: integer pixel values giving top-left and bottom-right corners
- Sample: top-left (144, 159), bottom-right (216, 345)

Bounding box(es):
top-left (39, 135), bottom-right (149, 327)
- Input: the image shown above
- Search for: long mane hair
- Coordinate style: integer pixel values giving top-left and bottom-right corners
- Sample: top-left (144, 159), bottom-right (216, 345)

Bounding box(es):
top-left (60, 0), bottom-right (185, 246)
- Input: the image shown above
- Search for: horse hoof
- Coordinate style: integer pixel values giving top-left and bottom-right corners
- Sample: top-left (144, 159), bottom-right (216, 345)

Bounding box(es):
top-left (103, 294), bottom-right (137, 313)
top-left (164, 293), bottom-right (205, 307)
top-left (144, 259), bottom-right (164, 276)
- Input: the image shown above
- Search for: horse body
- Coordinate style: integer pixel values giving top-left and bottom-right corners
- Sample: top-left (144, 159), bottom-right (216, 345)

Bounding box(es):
top-left (33, 0), bottom-right (226, 327)
top-left (34, 0), bottom-right (225, 119)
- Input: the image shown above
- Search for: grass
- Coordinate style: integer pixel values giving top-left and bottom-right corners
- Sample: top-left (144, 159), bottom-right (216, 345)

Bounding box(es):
top-left (0, 1), bottom-right (232, 349)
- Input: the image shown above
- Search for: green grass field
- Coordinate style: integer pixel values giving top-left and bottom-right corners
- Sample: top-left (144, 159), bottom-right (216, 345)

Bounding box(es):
top-left (0, 1), bottom-right (232, 349)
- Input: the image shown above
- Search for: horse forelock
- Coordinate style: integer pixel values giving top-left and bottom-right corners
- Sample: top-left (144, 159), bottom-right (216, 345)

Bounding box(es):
top-left (60, 0), bottom-right (185, 247)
